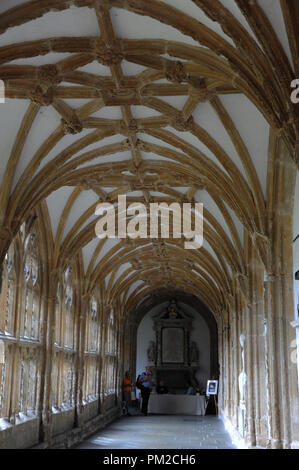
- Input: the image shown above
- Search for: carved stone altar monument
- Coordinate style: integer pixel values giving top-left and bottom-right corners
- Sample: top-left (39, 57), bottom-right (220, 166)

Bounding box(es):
top-left (147, 300), bottom-right (200, 392)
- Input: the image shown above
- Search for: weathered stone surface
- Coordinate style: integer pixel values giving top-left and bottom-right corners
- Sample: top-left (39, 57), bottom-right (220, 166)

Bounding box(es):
top-left (0, 0), bottom-right (298, 451)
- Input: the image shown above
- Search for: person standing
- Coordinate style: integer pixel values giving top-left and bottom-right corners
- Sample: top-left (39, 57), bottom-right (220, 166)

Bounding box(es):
top-left (138, 366), bottom-right (153, 416)
top-left (123, 370), bottom-right (132, 415)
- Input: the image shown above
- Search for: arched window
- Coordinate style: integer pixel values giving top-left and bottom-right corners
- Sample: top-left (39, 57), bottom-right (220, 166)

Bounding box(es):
top-left (54, 282), bottom-right (62, 346)
top-left (22, 233), bottom-right (41, 340)
top-left (0, 225), bottom-right (44, 421)
top-left (0, 243), bottom-right (16, 335)
top-left (82, 295), bottom-right (100, 404)
top-left (50, 351), bottom-right (59, 412)
top-left (63, 266), bottom-right (75, 348)
top-left (13, 229), bottom-right (43, 418)
top-left (86, 296), bottom-right (99, 353)
top-left (106, 309), bottom-right (115, 355)
top-left (103, 308), bottom-right (117, 398)
top-left (61, 353), bottom-right (75, 409)
top-left (51, 265), bottom-right (76, 410)
top-left (18, 347), bottom-right (40, 417)
top-left (0, 240), bottom-right (17, 420)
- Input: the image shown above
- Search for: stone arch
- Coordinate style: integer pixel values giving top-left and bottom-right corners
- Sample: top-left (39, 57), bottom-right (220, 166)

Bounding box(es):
top-left (126, 289), bottom-right (219, 382)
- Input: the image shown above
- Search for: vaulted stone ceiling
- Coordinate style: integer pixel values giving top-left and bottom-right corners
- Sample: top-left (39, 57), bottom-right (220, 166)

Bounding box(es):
top-left (0, 0), bottom-right (298, 317)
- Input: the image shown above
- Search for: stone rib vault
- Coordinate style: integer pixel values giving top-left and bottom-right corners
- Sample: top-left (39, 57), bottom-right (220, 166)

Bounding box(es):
top-left (0, 0), bottom-right (298, 449)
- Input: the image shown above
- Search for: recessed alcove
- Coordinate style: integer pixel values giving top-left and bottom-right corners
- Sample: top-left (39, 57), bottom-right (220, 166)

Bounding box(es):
top-left (135, 292), bottom-right (218, 393)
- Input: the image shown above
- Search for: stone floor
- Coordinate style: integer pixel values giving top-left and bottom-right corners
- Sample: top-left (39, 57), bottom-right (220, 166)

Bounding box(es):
top-left (76, 415), bottom-right (237, 449)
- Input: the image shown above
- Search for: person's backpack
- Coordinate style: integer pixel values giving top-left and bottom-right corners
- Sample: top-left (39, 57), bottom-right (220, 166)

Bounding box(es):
top-left (135, 374), bottom-right (143, 390)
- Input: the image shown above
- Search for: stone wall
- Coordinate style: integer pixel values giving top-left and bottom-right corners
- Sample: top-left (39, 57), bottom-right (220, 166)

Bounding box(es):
top-left (0, 416), bottom-right (39, 449)
top-left (0, 399), bottom-right (120, 449)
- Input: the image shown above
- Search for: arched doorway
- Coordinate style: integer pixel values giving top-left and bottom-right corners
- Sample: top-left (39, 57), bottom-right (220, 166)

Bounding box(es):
top-left (125, 290), bottom-right (219, 395)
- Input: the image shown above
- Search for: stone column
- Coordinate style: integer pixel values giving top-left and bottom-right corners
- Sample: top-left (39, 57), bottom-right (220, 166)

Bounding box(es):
top-left (226, 310), bottom-right (233, 420)
top-left (289, 319), bottom-right (299, 448)
top-left (0, 227), bottom-right (12, 296)
top-left (243, 300), bottom-right (256, 448)
top-left (243, 242), bottom-right (270, 448)
top-left (217, 317), bottom-right (224, 413)
top-left (222, 319), bottom-right (230, 418)
top-left (261, 140), bottom-right (299, 448)
top-left (263, 273), bottom-right (294, 448)
top-left (231, 301), bottom-right (239, 431)
top-left (241, 249), bottom-right (271, 448)
top-left (290, 319), bottom-right (299, 387)
top-left (251, 258), bottom-right (269, 448)
top-left (236, 272), bottom-right (256, 446)
top-left (130, 320), bottom-right (138, 377)
top-left (74, 293), bottom-right (88, 428)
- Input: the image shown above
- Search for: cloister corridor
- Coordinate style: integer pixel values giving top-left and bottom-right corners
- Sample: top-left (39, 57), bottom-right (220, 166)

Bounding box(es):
top-left (0, 0), bottom-right (298, 453)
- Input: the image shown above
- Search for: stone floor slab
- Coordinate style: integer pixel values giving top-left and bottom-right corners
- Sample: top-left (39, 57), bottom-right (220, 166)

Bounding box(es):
top-left (75, 415), bottom-right (236, 449)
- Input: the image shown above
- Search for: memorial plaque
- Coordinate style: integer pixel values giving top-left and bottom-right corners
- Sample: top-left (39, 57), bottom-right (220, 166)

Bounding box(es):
top-left (162, 327), bottom-right (184, 363)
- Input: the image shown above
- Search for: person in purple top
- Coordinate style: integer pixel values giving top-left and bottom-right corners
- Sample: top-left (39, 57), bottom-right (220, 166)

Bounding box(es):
top-left (138, 366), bottom-right (153, 416)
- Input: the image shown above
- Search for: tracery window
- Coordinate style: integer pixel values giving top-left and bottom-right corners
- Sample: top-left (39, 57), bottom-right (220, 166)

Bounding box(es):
top-left (82, 295), bottom-right (100, 403)
top-left (63, 266), bottom-right (75, 349)
top-left (0, 240), bottom-right (17, 420)
top-left (106, 309), bottom-right (116, 355)
top-left (103, 356), bottom-right (116, 398)
top-left (83, 356), bottom-right (99, 403)
top-left (51, 265), bottom-right (77, 410)
top-left (54, 282), bottom-right (62, 345)
top-left (50, 351), bottom-right (59, 411)
top-left (103, 308), bottom-right (118, 398)
top-left (86, 296), bottom-right (100, 353)
top-left (0, 343), bottom-right (15, 420)
top-left (15, 230), bottom-right (42, 418)
top-left (0, 240), bottom-right (18, 420)
top-left (21, 233), bottom-right (41, 340)
top-left (0, 243), bottom-right (16, 336)
top-left (18, 347), bottom-right (41, 417)
top-left (0, 226), bottom-right (43, 421)
top-left (61, 352), bottom-right (75, 408)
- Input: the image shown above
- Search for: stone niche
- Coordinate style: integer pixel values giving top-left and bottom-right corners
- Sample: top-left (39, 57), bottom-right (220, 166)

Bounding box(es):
top-left (147, 300), bottom-right (200, 393)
